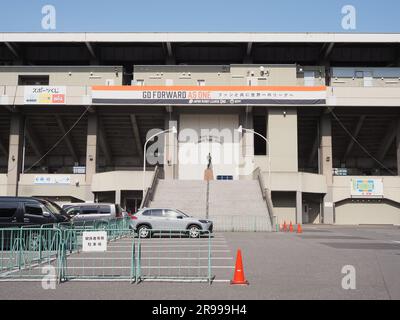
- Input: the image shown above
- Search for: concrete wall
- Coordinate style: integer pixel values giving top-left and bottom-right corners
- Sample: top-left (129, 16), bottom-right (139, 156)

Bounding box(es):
top-left (271, 191), bottom-right (296, 225)
top-left (331, 67), bottom-right (400, 87)
top-left (336, 200), bottom-right (400, 225)
top-left (178, 114), bottom-right (240, 180)
top-left (254, 156), bottom-right (269, 173)
top-left (133, 65), bottom-right (231, 86)
top-left (1, 85), bottom-right (93, 105)
top-left (230, 65), bottom-right (297, 86)
top-left (0, 174), bottom-right (7, 195)
top-left (133, 64), bottom-right (324, 87)
top-left (91, 171), bottom-right (154, 192)
top-left (0, 66), bottom-right (123, 86)
top-left (268, 108), bottom-right (298, 173)
top-left (261, 171), bottom-right (327, 193)
top-left (328, 87), bottom-right (400, 106)
top-left (333, 176), bottom-right (400, 203)
top-left (9, 171), bottom-right (154, 201)
top-left (18, 174), bottom-right (91, 201)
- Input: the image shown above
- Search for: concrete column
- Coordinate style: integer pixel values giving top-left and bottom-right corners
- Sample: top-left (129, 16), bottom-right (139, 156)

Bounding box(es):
top-left (7, 114), bottom-right (24, 196)
top-left (320, 114), bottom-right (334, 224)
top-left (267, 108), bottom-right (298, 172)
top-left (296, 191), bottom-right (302, 225)
top-left (243, 110), bottom-right (254, 157)
top-left (115, 190), bottom-right (121, 206)
top-left (164, 115), bottom-right (178, 180)
top-left (239, 110), bottom-right (255, 178)
top-left (396, 118), bottom-right (400, 176)
top-left (85, 114), bottom-right (98, 184)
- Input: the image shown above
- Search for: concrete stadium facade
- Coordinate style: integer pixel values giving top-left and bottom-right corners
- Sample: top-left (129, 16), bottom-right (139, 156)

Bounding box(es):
top-left (0, 32), bottom-right (399, 227)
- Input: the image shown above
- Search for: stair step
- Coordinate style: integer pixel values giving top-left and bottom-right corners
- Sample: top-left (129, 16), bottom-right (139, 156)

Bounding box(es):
top-left (150, 179), bottom-right (272, 231)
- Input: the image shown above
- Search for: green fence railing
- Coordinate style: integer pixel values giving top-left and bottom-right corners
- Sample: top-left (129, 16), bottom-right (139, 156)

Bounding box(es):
top-left (0, 221), bottom-right (214, 284)
top-left (0, 227), bottom-right (64, 282)
top-left (135, 230), bottom-right (213, 284)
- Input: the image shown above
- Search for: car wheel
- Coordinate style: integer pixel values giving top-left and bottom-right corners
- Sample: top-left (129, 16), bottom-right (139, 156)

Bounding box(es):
top-left (137, 225), bottom-right (151, 239)
top-left (188, 225), bottom-right (201, 238)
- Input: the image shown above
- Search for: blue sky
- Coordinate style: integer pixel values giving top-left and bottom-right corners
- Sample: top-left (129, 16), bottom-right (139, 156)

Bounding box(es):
top-left (0, 0), bottom-right (399, 32)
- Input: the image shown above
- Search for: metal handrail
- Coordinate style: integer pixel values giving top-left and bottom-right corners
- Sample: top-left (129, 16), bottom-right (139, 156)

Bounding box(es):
top-left (253, 167), bottom-right (275, 229)
top-left (140, 165), bottom-right (161, 209)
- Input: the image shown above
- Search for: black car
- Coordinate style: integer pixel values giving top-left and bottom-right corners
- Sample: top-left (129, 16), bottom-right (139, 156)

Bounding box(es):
top-left (0, 197), bottom-right (70, 228)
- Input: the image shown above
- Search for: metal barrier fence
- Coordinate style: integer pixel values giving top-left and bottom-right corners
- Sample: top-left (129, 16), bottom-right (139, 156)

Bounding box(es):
top-left (136, 230), bottom-right (213, 284)
top-left (0, 227), bottom-right (64, 282)
top-left (60, 226), bottom-right (135, 282)
top-left (211, 215), bottom-right (271, 232)
top-left (0, 221), bottom-right (214, 284)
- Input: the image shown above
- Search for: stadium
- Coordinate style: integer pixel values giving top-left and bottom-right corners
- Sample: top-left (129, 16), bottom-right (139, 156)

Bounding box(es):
top-left (0, 32), bottom-right (400, 230)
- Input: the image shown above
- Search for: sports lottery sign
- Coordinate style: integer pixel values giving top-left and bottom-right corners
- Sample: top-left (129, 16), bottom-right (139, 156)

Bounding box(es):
top-left (92, 86), bottom-right (326, 105)
top-left (24, 86), bottom-right (66, 105)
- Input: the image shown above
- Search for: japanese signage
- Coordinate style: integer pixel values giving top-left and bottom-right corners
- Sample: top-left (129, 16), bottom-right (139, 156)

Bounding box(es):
top-left (24, 86), bottom-right (66, 104)
top-left (92, 86), bottom-right (326, 105)
top-left (34, 175), bottom-right (71, 185)
top-left (350, 178), bottom-right (384, 198)
top-left (82, 231), bottom-right (107, 252)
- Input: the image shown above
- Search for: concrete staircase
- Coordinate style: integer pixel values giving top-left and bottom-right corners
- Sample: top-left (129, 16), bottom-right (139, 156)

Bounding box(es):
top-left (208, 180), bottom-right (272, 231)
top-left (149, 180), bottom-right (207, 218)
top-left (149, 179), bottom-right (272, 232)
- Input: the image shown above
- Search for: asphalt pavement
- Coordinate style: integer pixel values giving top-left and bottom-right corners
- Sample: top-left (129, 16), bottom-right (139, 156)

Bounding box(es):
top-left (0, 225), bottom-right (399, 300)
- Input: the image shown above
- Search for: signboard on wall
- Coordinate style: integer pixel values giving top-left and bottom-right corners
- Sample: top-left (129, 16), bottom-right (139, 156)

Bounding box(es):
top-left (34, 175), bottom-right (71, 185)
top-left (92, 85), bottom-right (327, 105)
top-left (350, 178), bottom-right (384, 198)
top-left (24, 86), bottom-right (66, 104)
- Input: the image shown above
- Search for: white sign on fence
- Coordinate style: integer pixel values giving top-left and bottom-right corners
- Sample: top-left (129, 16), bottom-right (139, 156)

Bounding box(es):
top-left (82, 231), bottom-right (107, 252)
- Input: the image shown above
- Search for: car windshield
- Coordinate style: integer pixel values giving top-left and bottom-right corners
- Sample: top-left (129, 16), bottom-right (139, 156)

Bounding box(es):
top-left (41, 200), bottom-right (62, 215)
top-left (176, 210), bottom-right (190, 217)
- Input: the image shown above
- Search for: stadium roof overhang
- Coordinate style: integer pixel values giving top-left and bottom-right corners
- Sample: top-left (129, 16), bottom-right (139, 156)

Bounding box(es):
top-left (1, 32), bottom-right (399, 67)
top-left (1, 32), bottom-right (400, 43)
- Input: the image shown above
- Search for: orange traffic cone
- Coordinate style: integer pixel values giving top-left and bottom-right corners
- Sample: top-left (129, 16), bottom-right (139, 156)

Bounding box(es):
top-left (231, 249), bottom-right (249, 285)
top-left (289, 221), bottom-right (294, 233)
top-left (283, 221), bottom-right (287, 232)
top-left (297, 224), bottom-right (302, 234)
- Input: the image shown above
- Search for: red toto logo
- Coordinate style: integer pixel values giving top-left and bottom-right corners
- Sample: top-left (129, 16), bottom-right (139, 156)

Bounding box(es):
top-left (52, 94), bottom-right (65, 103)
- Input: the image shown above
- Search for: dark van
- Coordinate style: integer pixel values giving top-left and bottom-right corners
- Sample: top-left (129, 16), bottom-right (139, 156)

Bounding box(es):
top-left (0, 197), bottom-right (70, 228)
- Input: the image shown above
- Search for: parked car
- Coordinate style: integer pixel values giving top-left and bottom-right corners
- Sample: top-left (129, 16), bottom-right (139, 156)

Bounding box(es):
top-left (62, 203), bottom-right (124, 226)
top-left (0, 196), bottom-right (70, 228)
top-left (130, 208), bottom-right (213, 238)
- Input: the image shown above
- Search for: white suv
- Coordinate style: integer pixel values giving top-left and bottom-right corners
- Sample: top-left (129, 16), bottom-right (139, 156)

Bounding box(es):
top-left (130, 208), bottom-right (213, 238)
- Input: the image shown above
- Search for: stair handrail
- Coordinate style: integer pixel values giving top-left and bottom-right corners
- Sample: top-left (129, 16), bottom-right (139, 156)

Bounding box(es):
top-left (140, 165), bottom-right (161, 209)
top-left (253, 167), bottom-right (275, 229)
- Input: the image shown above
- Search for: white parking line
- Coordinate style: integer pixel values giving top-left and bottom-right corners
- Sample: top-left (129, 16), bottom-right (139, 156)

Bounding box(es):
top-left (138, 266), bottom-right (234, 269)
top-left (66, 266), bottom-right (233, 270)
top-left (109, 244), bottom-right (228, 248)
top-left (68, 257), bottom-right (233, 260)
top-left (66, 266), bottom-right (131, 269)
top-left (140, 250), bottom-right (231, 253)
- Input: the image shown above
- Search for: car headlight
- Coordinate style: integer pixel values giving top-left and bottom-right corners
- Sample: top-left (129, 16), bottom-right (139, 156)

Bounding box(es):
top-left (199, 220), bottom-right (210, 223)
